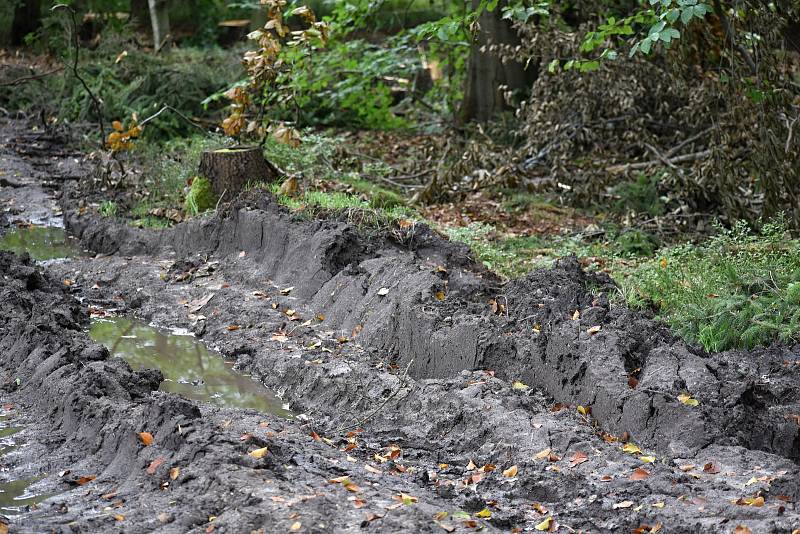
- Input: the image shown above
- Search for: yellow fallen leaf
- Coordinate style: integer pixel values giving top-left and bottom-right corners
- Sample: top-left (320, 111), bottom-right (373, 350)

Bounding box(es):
top-left (114, 514), bottom-right (125, 521)
top-left (475, 508), bottom-right (491, 518)
top-left (290, 522), bottom-right (301, 531)
top-left (535, 448), bottom-right (552, 460)
top-left (535, 516), bottom-right (553, 531)
top-left (502, 465), bottom-right (518, 477)
top-left (639, 456), bottom-right (656, 463)
top-left (512, 380), bottom-right (529, 390)
top-left (577, 405), bottom-right (588, 416)
top-left (572, 310), bottom-right (580, 320)
top-left (622, 443), bottom-right (641, 455)
top-left (434, 291), bottom-right (446, 301)
top-left (677, 393), bottom-right (699, 407)
top-left (248, 447), bottom-right (269, 459)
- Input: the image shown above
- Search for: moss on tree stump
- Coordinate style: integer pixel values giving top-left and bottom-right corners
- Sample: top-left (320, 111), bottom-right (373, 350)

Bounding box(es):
top-left (198, 147), bottom-right (279, 198)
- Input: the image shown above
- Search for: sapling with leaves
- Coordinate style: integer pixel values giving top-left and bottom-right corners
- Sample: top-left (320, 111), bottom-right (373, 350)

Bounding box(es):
top-left (222, 0), bottom-right (329, 147)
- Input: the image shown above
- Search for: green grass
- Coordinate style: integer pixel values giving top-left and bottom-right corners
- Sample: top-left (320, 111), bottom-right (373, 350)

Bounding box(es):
top-left (618, 219), bottom-right (800, 351)
top-left (99, 200), bottom-right (118, 218)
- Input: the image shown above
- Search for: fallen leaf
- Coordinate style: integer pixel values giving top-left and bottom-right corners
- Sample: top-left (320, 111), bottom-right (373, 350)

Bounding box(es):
top-left (434, 291), bottom-right (446, 301)
top-left (248, 447), bottom-right (269, 459)
top-left (377, 287), bottom-right (390, 296)
top-left (502, 465), bottom-right (518, 477)
top-left (622, 443), bottom-right (642, 455)
top-left (630, 468), bottom-right (650, 481)
top-left (280, 287), bottom-right (294, 295)
top-left (475, 508), bottom-right (491, 518)
top-left (677, 393), bottom-right (700, 407)
top-left (734, 496), bottom-right (765, 507)
top-left (393, 493), bottom-right (417, 505)
top-left (466, 459), bottom-right (477, 470)
top-left (628, 376), bottom-right (640, 389)
top-left (76, 475), bottom-right (96, 486)
top-left (169, 467), bottom-right (180, 480)
top-left (613, 500), bottom-right (634, 509)
top-left (532, 503), bottom-right (549, 514)
top-left (703, 462), bottom-right (720, 474)
top-left (138, 432), bottom-right (154, 446)
top-left (733, 527), bottom-right (752, 534)
top-left (226, 325), bottom-right (240, 331)
top-left (290, 522), bottom-right (301, 531)
top-left (577, 405), bottom-right (589, 416)
top-left (535, 448), bottom-right (552, 460)
top-left (512, 380), bottom-right (529, 390)
top-left (569, 451), bottom-right (589, 467)
top-left (146, 457), bottom-right (165, 475)
top-left (587, 325), bottom-right (601, 335)
top-left (535, 516), bottom-right (553, 531)
top-left (639, 456), bottom-right (656, 463)
top-left (364, 464), bottom-right (382, 474)
top-left (652, 501), bottom-right (665, 508)
top-left (114, 514), bottom-right (125, 521)
top-left (434, 512), bottom-right (448, 520)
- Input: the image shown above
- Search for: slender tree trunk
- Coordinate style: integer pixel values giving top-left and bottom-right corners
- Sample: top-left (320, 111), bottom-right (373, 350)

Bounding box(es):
top-left (130, 0), bottom-right (151, 31)
top-left (148, 0), bottom-right (171, 51)
top-left (11, 0), bottom-right (42, 46)
top-left (459, 0), bottom-right (537, 123)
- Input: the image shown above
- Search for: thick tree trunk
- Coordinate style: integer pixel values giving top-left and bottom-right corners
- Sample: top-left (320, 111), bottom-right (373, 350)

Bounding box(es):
top-left (198, 148), bottom-right (279, 198)
top-left (459, 0), bottom-right (538, 123)
top-left (148, 0), bottom-right (171, 51)
top-left (11, 0), bottom-right (42, 46)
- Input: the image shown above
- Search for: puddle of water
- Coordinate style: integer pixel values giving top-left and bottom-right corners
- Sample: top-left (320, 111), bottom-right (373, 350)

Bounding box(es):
top-left (0, 225), bottom-right (80, 261)
top-left (0, 425), bottom-right (50, 515)
top-left (89, 317), bottom-right (292, 417)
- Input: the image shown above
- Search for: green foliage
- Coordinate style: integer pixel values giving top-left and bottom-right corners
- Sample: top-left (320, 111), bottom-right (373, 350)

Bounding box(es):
top-left (284, 36), bottom-right (418, 128)
top-left (99, 200), bottom-right (118, 217)
top-left (184, 176), bottom-right (218, 216)
top-left (621, 218), bottom-right (800, 351)
top-left (445, 223), bottom-right (519, 274)
top-left (612, 174), bottom-right (665, 217)
top-left (270, 185), bottom-right (416, 228)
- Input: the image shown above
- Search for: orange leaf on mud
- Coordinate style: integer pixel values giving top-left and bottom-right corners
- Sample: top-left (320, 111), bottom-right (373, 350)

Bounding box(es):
top-left (569, 451), bottom-right (589, 467)
top-left (630, 468), bottom-right (650, 481)
top-left (703, 462), bottom-right (720, 474)
top-left (76, 475), bottom-right (96, 485)
top-left (733, 527), bottom-right (752, 534)
top-left (146, 457), bottom-right (165, 475)
top-left (227, 325), bottom-right (240, 331)
top-left (138, 432), bottom-right (154, 446)
top-left (502, 465), bottom-right (518, 477)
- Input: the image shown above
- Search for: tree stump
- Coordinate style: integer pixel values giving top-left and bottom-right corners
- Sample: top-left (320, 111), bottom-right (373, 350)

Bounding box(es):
top-left (198, 147), bottom-right (279, 198)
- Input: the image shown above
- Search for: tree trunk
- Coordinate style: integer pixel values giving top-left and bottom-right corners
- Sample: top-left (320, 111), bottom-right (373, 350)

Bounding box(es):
top-left (459, 0), bottom-right (538, 123)
top-left (130, 0), bottom-right (151, 31)
top-left (148, 0), bottom-right (171, 51)
top-left (11, 0), bottom-right (42, 46)
top-left (198, 148), bottom-right (279, 198)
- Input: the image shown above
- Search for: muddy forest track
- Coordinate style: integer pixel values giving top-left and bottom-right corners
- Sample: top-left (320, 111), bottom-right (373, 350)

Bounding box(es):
top-left (1, 118), bottom-right (799, 532)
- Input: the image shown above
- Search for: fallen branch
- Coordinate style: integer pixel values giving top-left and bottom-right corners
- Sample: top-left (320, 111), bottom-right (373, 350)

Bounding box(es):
top-left (0, 66), bottom-right (64, 87)
top-left (606, 150), bottom-right (712, 174)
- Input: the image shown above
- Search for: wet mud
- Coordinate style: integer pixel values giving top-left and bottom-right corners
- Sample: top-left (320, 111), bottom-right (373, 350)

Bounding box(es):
top-left (1, 118), bottom-right (800, 532)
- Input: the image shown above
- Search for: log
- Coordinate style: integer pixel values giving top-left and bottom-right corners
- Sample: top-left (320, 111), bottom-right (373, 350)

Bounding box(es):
top-left (198, 147), bottom-right (279, 197)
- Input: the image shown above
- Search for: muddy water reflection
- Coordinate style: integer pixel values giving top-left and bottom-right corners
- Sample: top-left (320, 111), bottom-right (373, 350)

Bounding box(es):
top-left (0, 226), bottom-right (80, 261)
top-left (0, 423), bottom-right (49, 515)
top-left (89, 317), bottom-right (291, 417)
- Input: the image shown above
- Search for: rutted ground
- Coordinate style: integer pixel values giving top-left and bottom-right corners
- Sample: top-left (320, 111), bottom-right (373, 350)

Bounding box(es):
top-left (1, 119), bottom-right (799, 533)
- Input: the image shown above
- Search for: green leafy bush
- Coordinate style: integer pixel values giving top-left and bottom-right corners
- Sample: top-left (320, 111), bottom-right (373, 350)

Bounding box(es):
top-left (622, 219), bottom-right (800, 351)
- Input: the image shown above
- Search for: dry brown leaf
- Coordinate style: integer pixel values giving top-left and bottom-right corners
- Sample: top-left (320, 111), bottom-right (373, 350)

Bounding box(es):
top-left (630, 467), bottom-right (650, 481)
top-left (502, 465), bottom-right (518, 477)
top-left (702, 462), bottom-right (720, 474)
top-left (138, 432), bottom-right (154, 446)
top-left (169, 467), bottom-right (180, 480)
top-left (569, 451), bottom-right (589, 467)
top-left (146, 457), bottom-right (165, 475)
